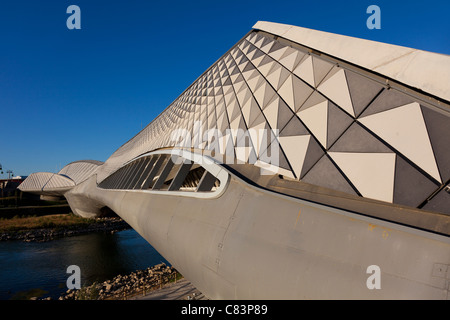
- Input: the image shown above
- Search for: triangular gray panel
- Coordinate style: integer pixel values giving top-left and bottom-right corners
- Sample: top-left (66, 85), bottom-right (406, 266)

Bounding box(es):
top-left (297, 90), bottom-right (326, 112)
top-left (259, 37), bottom-right (273, 49)
top-left (394, 156), bottom-right (439, 208)
top-left (242, 62), bottom-right (255, 73)
top-left (421, 105), bottom-right (450, 182)
top-left (422, 186), bottom-right (450, 215)
top-left (268, 41), bottom-right (286, 54)
top-left (256, 122), bottom-right (276, 158)
top-left (260, 139), bottom-right (291, 171)
top-left (300, 136), bottom-right (325, 179)
top-left (277, 99), bottom-right (295, 132)
top-left (258, 55), bottom-right (275, 67)
top-left (359, 88), bottom-right (415, 118)
top-left (345, 70), bottom-right (384, 117)
top-left (248, 106), bottom-right (266, 128)
top-left (279, 114), bottom-right (309, 137)
top-left (302, 155), bottom-right (357, 195)
top-left (292, 76), bottom-right (315, 112)
top-left (312, 56), bottom-right (335, 87)
top-left (330, 122), bottom-right (391, 153)
top-left (252, 48), bottom-right (265, 60)
top-left (327, 101), bottom-right (354, 149)
top-left (223, 77), bottom-right (232, 87)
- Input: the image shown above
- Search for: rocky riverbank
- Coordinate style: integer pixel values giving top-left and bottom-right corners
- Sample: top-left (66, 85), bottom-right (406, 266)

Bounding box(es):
top-left (57, 263), bottom-right (180, 300)
top-left (0, 217), bottom-right (131, 242)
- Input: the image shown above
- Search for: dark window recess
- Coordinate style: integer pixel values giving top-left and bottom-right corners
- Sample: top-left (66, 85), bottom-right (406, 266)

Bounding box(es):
top-left (152, 155), bottom-right (180, 190)
top-left (98, 155), bottom-right (220, 193)
top-left (197, 171), bottom-right (220, 192)
top-left (134, 156), bottom-right (157, 189)
top-left (181, 166), bottom-right (205, 190)
top-left (143, 155), bottom-right (170, 189)
top-left (168, 162), bottom-right (193, 191)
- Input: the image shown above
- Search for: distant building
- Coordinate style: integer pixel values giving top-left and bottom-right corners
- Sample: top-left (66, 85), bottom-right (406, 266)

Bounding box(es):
top-left (0, 177), bottom-right (27, 196)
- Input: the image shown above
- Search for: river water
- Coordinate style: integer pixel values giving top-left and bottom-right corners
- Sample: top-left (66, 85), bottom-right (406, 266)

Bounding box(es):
top-left (0, 229), bottom-right (169, 300)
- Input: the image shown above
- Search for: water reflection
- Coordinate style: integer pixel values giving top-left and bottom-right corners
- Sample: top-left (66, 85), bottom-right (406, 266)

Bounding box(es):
top-left (0, 229), bottom-right (168, 300)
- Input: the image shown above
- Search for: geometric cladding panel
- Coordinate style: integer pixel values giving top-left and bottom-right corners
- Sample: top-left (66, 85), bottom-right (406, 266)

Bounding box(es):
top-left (359, 102), bottom-right (441, 183)
top-left (328, 152), bottom-right (396, 203)
top-left (103, 30), bottom-right (450, 214)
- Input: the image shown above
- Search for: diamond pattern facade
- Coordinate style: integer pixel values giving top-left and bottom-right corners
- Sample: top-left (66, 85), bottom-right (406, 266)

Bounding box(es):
top-left (102, 31), bottom-right (450, 213)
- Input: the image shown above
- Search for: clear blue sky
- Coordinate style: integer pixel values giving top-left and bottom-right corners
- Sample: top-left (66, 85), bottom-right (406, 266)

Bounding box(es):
top-left (1, 0), bottom-right (449, 177)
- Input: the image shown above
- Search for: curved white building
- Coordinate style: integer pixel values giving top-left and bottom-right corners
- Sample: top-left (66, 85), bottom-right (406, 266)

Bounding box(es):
top-left (19, 22), bottom-right (450, 299)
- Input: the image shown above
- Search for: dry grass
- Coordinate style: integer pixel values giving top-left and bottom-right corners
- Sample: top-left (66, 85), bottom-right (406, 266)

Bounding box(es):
top-left (0, 214), bottom-right (95, 232)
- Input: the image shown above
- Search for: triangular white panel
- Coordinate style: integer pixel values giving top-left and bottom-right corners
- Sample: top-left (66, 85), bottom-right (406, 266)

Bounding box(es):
top-left (254, 160), bottom-right (295, 179)
top-left (258, 60), bottom-right (276, 78)
top-left (219, 132), bottom-right (234, 156)
top-left (247, 47), bottom-right (258, 61)
top-left (241, 97), bottom-right (253, 124)
top-left (229, 114), bottom-right (242, 134)
top-left (317, 69), bottom-right (354, 117)
top-left (254, 37), bottom-right (264, 50)
top-left (328, 152), bottom-right (396, 203)
top-left (233, 76), bottom-right (247, 93)
top-left (253, 82), bottom-right (266, 109)
top-left (252, 53), bottom-right (265, 67)
top-left (245, 72), bottom-right (261, 93)
top-left (266, 64), bottom-right (290, 91)
top-left (260, 40), bottom-right (274, 54)
top-left (297, 100), bottom-right (328, 148)
top-left (269, 46), bottom-right (289, 61)
top-left (248, 121), bottom-right (269, 156)
top-left (235, 146), bottom-right (256, 164)
top-left (279, 47), bottom-right (303, 71)
top-left (278, 75), bottom-right (295, 111)
top-left (279, 135), bottom-right (311, 179)
top-left (236, 85), bottom-right (251, 106)
top-left (359, 102), bottom-right (441, 182)
top-left (263, 96), bottom-right (279, 130)
top-left (293, 55), bottom-right (314, 87)
top-left (254, 82), bottom-right (276, 110)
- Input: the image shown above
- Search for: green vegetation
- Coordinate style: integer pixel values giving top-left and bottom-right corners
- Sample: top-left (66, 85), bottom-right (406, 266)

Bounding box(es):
top-left (0, 195), bottom-right (72, 219)
top-left (76, 282), bottom-right (100, 300)
top-left (0, 214), bottom-right (96, 233)
top-left (169, 271), bottom-right (184, 284)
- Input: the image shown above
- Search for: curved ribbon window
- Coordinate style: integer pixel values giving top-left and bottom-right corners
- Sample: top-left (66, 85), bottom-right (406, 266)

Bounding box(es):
top-left (98, 150), bottom-right (228, 196)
